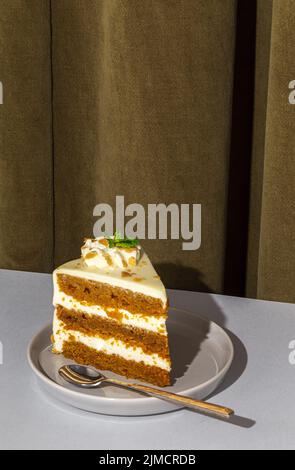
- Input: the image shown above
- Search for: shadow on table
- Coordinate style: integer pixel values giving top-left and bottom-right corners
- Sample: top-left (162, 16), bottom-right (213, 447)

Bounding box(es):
top-left (204, 329), bottom-right (255, 429)
top-left (169, 311), bottom-right (210, 384)
top-left (165, 281), bottom-right (248, 395)
top-left (207, 328), bottom-right (248, 397)
top-left (167, 286), bottom-right (227, 383)
top-left (166, 291), bottom-right (254, 428)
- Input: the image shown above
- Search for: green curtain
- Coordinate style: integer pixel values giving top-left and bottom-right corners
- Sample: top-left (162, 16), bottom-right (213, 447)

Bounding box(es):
top-left (1, 0), bottom-right (295, 303)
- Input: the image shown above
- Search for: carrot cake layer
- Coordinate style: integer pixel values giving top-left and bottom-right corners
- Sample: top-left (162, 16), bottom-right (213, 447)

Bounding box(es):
top-left (55, 305), bottom-right (170, 359)
top-left (53, 315), bottom-right (171, 375)
top-left (56, 274), bottom-right (167, 316)
top-left (54, 290), bottom-right (167, 335)
top-left (61, 340), bottom-right (170, 387)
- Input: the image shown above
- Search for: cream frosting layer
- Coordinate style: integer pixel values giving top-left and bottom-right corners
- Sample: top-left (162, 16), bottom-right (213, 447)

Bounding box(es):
top-left (53, 251), bottom-right (167, 307)
top-left (53, 289), bottom-right (167, 335)
top-left (53, 316), bottom-right (170, 371)
top-left (81, 237), bottom-right (141, 269)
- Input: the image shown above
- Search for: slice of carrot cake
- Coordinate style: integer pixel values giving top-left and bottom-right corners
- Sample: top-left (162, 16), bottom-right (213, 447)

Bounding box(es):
top-left (52, 235), bottom-right (171, 386)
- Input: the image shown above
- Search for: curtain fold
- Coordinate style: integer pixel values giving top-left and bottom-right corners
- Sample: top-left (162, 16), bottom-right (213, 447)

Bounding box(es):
top-left (247, 0), bottom-right (273, 298)
top-left (1, 0), bottom-right (295, 302)
top-left (247, 0), bottom-right (295, 302)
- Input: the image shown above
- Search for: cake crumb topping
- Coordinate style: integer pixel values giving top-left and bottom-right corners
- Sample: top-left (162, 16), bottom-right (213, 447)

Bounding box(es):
top-left (121, 271), bottom-right (133, 277)
top-left (81, 235), bottom-right (141, 270)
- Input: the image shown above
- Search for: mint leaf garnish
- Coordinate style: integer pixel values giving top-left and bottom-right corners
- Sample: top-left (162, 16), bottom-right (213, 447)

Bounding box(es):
top-left (106, 232), bottom-right (139, 248)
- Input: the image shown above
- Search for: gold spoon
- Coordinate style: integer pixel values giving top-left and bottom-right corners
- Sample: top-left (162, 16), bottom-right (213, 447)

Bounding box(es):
top-left (59, 364), bottom-right (234, 419)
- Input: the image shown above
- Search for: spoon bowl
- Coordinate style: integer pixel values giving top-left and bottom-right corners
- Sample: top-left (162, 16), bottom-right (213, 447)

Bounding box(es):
top-left (59, 364), bottom-right (107, 388)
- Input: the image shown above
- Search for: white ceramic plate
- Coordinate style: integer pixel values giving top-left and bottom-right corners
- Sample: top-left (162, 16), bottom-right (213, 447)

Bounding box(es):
top-left (27, 308), bottom-right (234, 416)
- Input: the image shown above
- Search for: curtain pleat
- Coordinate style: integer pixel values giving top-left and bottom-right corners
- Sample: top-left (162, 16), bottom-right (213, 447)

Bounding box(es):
top-left (247, 0), bottom-right (273, 298)
top-left (0, 0), bottom-right (53, 272)
top-left (247, 0), bottom-right (295, 302)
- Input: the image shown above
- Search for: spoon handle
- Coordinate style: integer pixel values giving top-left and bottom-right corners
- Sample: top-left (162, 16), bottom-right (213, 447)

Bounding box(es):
top-left (105, 378), bottom-right (234, 418)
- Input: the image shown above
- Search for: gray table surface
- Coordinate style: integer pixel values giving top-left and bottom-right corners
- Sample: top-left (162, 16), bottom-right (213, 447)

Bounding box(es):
top-left (0, 268), bottom-right (295, 450)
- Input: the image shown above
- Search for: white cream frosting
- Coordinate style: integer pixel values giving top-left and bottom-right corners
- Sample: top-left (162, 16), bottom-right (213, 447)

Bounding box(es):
top-left (81, 237), bottom-right (141, 269)
top-left (53, 315), bottom-right (170, 371)
top-left (53, 290), bottom-right (167, 335)
top-left (53, 251), bottom-right (167, 307)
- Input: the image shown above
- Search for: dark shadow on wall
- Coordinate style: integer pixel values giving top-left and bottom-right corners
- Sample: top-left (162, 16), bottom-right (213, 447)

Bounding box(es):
top-left (223, 0), bottom-right (257, 297)
top-left (155, 263), bottom-right (212, 293)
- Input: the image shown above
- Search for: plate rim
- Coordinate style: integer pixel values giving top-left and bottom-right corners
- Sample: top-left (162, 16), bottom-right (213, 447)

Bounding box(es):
top-left (27, 307), bottom-right (234, 404)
